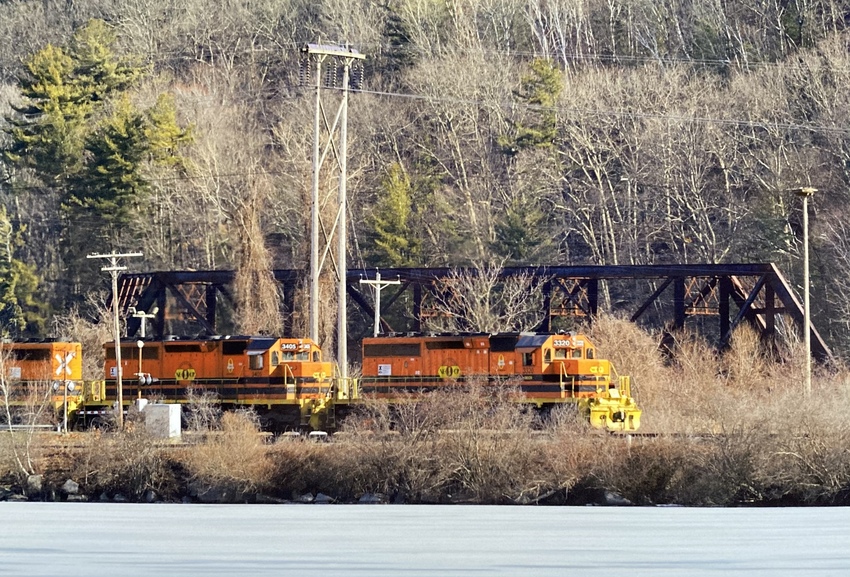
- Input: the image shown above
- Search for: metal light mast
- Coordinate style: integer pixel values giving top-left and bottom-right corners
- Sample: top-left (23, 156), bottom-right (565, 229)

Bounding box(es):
top-left (300, 43), bottom-right (365, 377)
top-left (795, 187), bottom-right (817, 396)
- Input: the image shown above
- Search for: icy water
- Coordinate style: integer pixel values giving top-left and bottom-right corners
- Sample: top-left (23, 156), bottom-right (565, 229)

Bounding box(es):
top-left (1, 503), bottom-right (848, 576)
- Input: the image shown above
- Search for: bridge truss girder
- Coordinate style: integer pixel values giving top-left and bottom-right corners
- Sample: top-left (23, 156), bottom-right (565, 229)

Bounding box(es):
top-left (115, 263), bottom-right (832, 363)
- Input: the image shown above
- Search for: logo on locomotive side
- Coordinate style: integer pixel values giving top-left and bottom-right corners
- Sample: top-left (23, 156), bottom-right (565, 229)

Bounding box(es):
top-left (438, 365), bottom-right (461, 379)
top-left (226, 358), bottom-right (234, 373)
top-left (175, 368), bottom-right (196, 381)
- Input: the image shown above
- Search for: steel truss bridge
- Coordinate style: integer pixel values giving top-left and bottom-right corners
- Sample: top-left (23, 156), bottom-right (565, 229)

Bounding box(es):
top-left (115, 263), bottom-right (832, 362)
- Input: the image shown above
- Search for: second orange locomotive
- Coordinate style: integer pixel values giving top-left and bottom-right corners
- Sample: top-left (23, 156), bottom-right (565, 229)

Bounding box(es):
top-left (360, 332), bottom-right (641, 431)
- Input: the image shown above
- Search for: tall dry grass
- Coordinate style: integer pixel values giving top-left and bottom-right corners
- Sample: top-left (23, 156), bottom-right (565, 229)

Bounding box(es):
top-left (65, 429), bottom-right (180, 500)
top-left (588, 313), bottom-right (850, 504)
top-left (182, 411), bottom-right (273, 501)
top-left (329, 382), bottom-right (605, 504)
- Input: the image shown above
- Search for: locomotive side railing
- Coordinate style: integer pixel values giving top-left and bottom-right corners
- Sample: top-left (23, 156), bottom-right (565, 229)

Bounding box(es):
top-left (283, 365), bottom-right (297, 398)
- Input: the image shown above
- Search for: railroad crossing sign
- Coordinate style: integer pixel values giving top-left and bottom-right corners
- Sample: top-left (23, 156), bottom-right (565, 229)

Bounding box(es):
top-left (55, 352), bottom-right (75, 377)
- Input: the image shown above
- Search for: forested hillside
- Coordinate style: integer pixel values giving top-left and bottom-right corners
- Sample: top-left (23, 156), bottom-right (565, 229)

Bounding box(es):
top-left (2, 0), bottom-right (850, 355)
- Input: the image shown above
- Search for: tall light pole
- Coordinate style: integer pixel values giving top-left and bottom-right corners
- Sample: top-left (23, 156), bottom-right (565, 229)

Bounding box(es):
top-left (360, 271), bottom-right (401, 337)
top-left (300, 43), bottom-right (365, 377)
top-left (795, 187), bottom-right (816, 396)
top-left (88, 251), bottom-right (143, 430)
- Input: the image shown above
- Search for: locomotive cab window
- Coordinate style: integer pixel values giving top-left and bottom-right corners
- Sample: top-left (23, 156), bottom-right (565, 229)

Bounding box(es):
top-left (555, 349), bottom-right (566, 359)
top-left (271, 351), bottom-right (280, 366)
top-left (523, 352), bottom-right (534, 367)
top-left (587, 349), bottom-right (594, 359)
top-left (313, 351), bottom-right (320, 362)
top-left (249, 355), bottom-right (264, 370)
top-left (572, 349), bottom-right (582, 359)
top-left (282, 351), bottom-right (295, 361)
top-left (544, 348), bottom-right (552, 363)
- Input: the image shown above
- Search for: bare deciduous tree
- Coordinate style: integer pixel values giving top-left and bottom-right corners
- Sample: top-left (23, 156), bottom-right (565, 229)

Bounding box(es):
top-left (233, 170), bottom-right (285, 335)
top-left (425, 262), bottom-right (547, 333)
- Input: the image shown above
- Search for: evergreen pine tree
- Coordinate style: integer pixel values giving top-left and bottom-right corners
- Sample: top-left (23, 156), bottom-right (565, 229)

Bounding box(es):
top-left (368, 163), bottom-right (421, 267)
top-left (0, 207), bottom-right (46, 338)
top-left (498, 59), bottom-right (563, 155)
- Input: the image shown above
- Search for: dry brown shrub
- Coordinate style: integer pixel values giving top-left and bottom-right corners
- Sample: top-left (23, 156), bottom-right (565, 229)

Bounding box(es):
top-left (0, 435), bottom-right (16, 480)
top-left (184, 387), bottom-right (222, 432)
top-left (765, 330), bottom-right (807, 394)
top-left (587, 314), bottom-right (692, 431)
top-left (751, 383), bottom-right (850, 504)
top-left (232, 177), bottom-right (285, 335)
top-left (432, 381), bottom-right (541, 503)
top-left (267, 441), bottom-right (360, 502)
top-left (722, 324), bottom-right (773, 389)
top-left (535, 417), bottom-right (609, 502)
top-left (338, 381), bottom-right (566, 504)
top-left (664, 329), bottom-right (771, 436)
top-left (593, 436), bottom-right (737, 505)
top-left (337, 391), bottom-right (452, 502)
top-left (69, 429), bottom-right (179, 501)
top-left (586, 313), bottom-right (667, 399)
top-left (183, 411), bottom-right (272, 500)
top-left (0, 433), bottom-right (48, 482)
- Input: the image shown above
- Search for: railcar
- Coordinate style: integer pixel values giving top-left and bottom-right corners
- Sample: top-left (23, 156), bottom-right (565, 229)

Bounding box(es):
top-left (0, 341), bottom-right (85, 419)
top-left (92, 335), bottom-right (336, 429)
top-left (359, 332), bottom-right (641, 431)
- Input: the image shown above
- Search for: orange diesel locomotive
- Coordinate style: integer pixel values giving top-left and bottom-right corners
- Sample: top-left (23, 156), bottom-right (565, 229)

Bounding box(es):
top-left (96, 335), bottom-right (335, 428)
top-left (0, 341), bottom-right (85, 418)
top-left (360, 332), bottom-right (641, 431)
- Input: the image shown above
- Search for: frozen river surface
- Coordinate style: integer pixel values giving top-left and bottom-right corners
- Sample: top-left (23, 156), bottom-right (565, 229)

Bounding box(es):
top-left (1, 503), bottom-right (848, 576)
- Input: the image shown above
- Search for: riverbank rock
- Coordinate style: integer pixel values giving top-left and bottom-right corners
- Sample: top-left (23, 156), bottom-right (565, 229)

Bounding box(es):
top-left (26, 474), bottom-right (42, 498)
top-left (358, 493), bottom-right (386, 504)
top-left (61, 479), bottom-right (80, 496)
top-left (602, 491), bottom-right (632, 506)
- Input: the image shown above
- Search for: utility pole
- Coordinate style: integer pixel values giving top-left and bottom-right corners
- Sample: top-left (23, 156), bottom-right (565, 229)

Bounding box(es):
top-left (795, 187), bottom-right (817, 396)
top-left (300, 43), bottom-right (365, 378)
top-left (88, 251), bottom-right (142, 430)
top-left (360, 271), bottom-right (401, 337)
